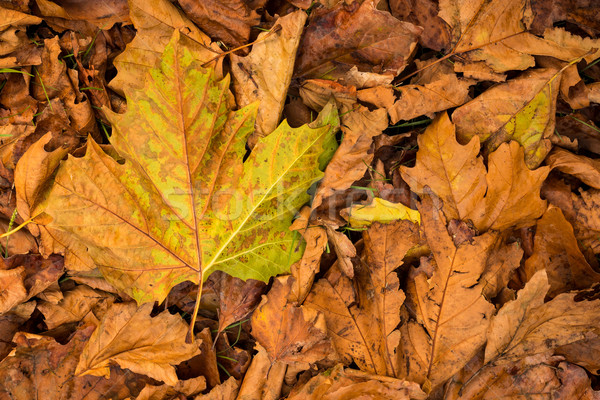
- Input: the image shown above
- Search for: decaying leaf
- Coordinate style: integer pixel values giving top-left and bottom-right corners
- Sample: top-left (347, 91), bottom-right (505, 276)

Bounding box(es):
top-left (305, 220), bottom-right (419, 376)
top-left (485, 270), bottom-right (600, 365)
top-left (109, 0), bottom-right (219, 94)
top-left (400, 196), bottom-right (495, 387)
top-left (214, 272), bottom-right (265, 337)
top-left (523, 206), bottom-right (600, 298)
top-left (287, 364), bottom-right (427, 400)
top-left (37, 32), bottom-right (339, 304)
top-left (453, 68), bottom-right (561, 168)
top-left (359, 61), bottom-right (473, 124)
top-left (251, 276), bottom-right (332, 367)
top-left (75, 302), bottom-right (200, 385)
top-left (402, 115), bottom-right (549, 231)
top-left (440, 0), bottom-right (531, 54)
top-left (231, 10), bottom-right (306, 147)
top-left (177, 0), bottom-right (260, 49)
top-left (546, 147), bottom-right (600, 189)
top-left (400, 112), bottom-right (486, 223)
top-left (0, 327), bottom-right (149, 399)
top-left (294, 0), bottom-right (422, 80)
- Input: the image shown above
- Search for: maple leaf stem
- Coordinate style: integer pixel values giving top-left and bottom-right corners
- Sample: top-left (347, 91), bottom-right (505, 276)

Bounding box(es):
top-left (0, 217), bottom-right (33, 239)
top-left (187, 275), bottom-right (205, 344)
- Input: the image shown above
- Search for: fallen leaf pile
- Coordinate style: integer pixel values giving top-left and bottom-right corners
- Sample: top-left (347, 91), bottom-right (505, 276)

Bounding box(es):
top-left (1, 0), bottom-right (600, 399)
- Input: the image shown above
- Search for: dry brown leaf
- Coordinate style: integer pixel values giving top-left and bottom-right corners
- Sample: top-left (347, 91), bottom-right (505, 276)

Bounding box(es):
top-left (571, 189), bottom-right (600, 255)
top-left (530, 0), bottom-right (600, 35)
top-left (178, 0), bottom-right (259, 49)
top-left (231, 10), bottom-right (306, 148)
top-left (194, 376), bottom-right (239, 400)
top-left (0, 327), bottom-right (150, 399)
top-left (400, 196), bottom-right (495, 387)
top-left (474, 141), bottom-right (549, 232)
top-left (0, 266), bottom-right (27, 314)
top-left (311, 106), bottom-right (387, 212)
top-left (35, 0), bottom-right (129, 29)
top-left (251, 276), bottom-right (332, 367)
top-left (546, 147), bottom-right (600, 189)
top-left (555, 114), bottom-right (600, 155)
top-left (439, 0), bottom-right (531, 54)
top-left (0, 301), bottom-right (34, 360)
top-left (177, 327), bottom-right (219, 389)
top-left (359, 62), bottom-right (473, 124)
top-left (523, 206), bottom-right (600, 298)
top-left (0, 6), bottom-right (42, 67)
top-left (294, 0), bottom-right (422, 79)
top-left (15, 132), bottom-right (69, 235)
top-left (109, 0), bottom-right (219, 94)
top-left (401, 117), bottom-right (548, 232)
top-left (289, 206), bottom-right (327, 304)
top-left (298, 79), bottom-right (357, 112)
top-left (0, 72), bottom-right (38, 125)
top-left (236, 343), bottom-right (287, 400)
top-left (75, 302), bottom-right (200, 385)
top-left (543, 181), bottom-right (600, 256)
top-left (390, 0), bottom-right (451, 51)
top-left (287, 364), bottom-right (427, 400)
top-left (453, 68), bottom-right (561, 168)
top-left (453, 60), bottom-right (507, 82)
top-left (214, 272), bottom-right (265, 337)
top-left (485, 270), bottom-right (600, 365)
top-left (450, 358), bottom-right (600, 400)
top-left (400, 112), bottom-right (485, 223)
top-left (136, 376), bottom-right (207, 400)
top-left (556, 336), bottom-right (600, 375)
top-left (305, 220), bottom-right (419, 377)
top-left (0, 254), bottom-right (64, 314)
top-left (37, 285), bottom-right (113, 330)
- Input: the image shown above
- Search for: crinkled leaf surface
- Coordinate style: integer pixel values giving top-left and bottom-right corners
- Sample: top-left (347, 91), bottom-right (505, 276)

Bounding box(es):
top-left (40, 32), bottom-right (339, 304)
top-left (75, 302), bottom-right (200, 385)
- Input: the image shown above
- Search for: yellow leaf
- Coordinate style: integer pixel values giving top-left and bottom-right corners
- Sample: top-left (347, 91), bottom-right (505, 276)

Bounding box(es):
top-left (347, 198), bottom-right (421, 227)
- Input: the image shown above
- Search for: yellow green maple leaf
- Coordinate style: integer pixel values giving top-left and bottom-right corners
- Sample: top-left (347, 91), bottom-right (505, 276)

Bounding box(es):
top-left (38, 31), bottom-right (339, 305)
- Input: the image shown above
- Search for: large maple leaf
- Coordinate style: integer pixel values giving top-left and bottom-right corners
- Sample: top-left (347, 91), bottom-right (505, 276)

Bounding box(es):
top-left (37, 32), bottom-right (339, 305)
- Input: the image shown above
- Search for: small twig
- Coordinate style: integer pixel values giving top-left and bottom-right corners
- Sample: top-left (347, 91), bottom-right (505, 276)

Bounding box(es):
top-left (201, 25), bottom-right (282, 68)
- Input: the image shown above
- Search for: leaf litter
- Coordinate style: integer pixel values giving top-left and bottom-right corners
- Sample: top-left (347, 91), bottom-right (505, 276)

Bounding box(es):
top-left (1, 0), bottom-right (600, 399)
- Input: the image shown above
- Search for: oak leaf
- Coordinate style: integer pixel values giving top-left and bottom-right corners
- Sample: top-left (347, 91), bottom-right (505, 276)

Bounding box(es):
top-left (37, 32), bottom-right (339, 304)
top-left (401, 115), bottom-right (549, 232)
top-left (399, 196), bottom-right (495, 387)
top-left (305, 220), bottom-right (419, 376)
top-left (75, 302), bottom-right (200, 385)
top-left (400, 113), bottom-right (485, 223)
